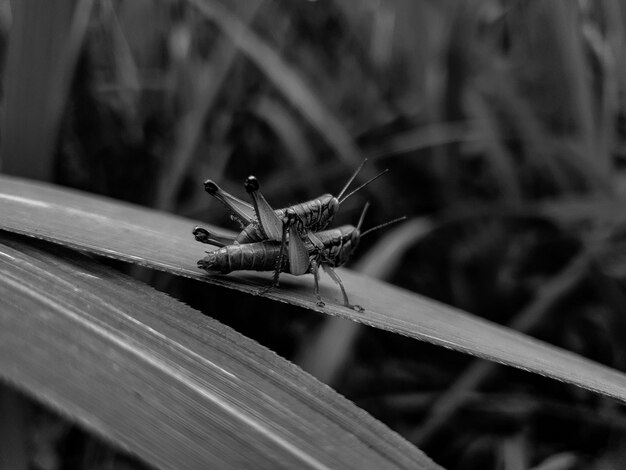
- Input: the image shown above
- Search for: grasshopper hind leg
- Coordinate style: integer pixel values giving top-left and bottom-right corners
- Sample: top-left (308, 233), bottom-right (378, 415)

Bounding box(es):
top-left (311, 260), bottom-right (325, 307)
top-left (244, 176), bottom-right (283, 240)
top-left (322, 264), bottom-right (364, 312)
top-left (258, 210), bottom-right (308, 297)
top-left (258, 215), bottom-right (291, 297)
top-left (203, 179), bottom-right (255, 226)
top-left (192, 226), bottom-right (235, 247)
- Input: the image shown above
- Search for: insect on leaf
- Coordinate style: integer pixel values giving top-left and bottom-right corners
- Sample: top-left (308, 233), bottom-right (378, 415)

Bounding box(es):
top-left (2, 175), bottom-right (626, 409)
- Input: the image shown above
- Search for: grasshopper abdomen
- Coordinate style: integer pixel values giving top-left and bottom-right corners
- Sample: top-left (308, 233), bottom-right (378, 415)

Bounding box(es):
top-left (198, 241), bottom-right (292, 274)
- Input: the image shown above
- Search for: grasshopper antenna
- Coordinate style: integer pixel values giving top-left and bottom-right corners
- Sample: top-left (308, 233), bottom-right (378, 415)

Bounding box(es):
top-left (356, 202), bottom-right (370, 231)
top-left (337, 159), bottom-right (367, 201)
top-left (361, 215), bottom-right (407, 238)
top-left (339, 168), bottom-right (389, 205)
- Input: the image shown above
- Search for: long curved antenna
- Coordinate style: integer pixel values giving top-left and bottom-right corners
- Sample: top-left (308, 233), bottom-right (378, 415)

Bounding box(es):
top-left (356, 202), bottom-right (370, 231)
top-left (339, 168), bottom-right (389, 205)
top-left (361, 216), bottom-right (407, 238)
top-left (337, 159), bottom-right (367, 201)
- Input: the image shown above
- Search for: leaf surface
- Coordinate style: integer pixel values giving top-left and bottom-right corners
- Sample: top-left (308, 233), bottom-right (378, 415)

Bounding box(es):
top-left (2, 175), bottom-right (626, 405)
top-left (0, 233), bottom-right (438, 470)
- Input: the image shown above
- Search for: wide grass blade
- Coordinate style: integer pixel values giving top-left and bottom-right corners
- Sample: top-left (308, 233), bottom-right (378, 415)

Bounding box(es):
top-left (2, 175), bottom-right (626, 406)
top-left (185, 0), bottom-right (362, 167)
top-left (153, 1), bottom-right (264, 211)
top-left (0, 232), bottom-right (438, 470)
top-left (1, 0), bottom-right (94, 179)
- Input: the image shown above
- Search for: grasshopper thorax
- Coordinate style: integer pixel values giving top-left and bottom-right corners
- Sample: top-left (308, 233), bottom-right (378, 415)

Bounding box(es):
top-left (290, 194), bottom-right (338, 233)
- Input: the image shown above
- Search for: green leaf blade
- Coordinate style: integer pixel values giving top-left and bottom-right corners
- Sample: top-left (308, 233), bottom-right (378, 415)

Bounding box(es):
top-left (2, 175), bottom-right (626, 407)
top-left (0, 234), bottom-right (438, 470)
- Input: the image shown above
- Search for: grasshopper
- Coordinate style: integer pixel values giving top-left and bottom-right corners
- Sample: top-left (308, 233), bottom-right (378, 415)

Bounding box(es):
top-left (192, 159), bottom-right (387, 247)
top-left (196, 203), bottom-right (405, 311)
top-left (193, 161), bottom-right (387, 291)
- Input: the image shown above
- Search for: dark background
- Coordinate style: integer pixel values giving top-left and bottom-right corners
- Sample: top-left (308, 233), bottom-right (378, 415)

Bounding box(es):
top-left (2, 1), bottom-right (626, 469)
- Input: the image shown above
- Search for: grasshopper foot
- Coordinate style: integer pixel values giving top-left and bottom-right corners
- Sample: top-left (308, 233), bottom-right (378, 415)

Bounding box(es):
top-left (193, 226), bottom-right (211, 243)
top-left (350, 304), bottom-right (364, 313)
top-left (258, 287), bottom-right (272, 296)
top-left (203, 180), bottom-right (219, 194)
top-left (258, 282), bottom-right (279, 297)
top-left (316, 300), bottom-right (326, 308)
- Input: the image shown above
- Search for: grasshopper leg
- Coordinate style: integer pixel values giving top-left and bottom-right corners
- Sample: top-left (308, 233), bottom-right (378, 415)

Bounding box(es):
top-left (192, 226), bottom-right (236, 247)
top-left (193, 226), bottom-right (214, 244)
top-left (244, 176), bottom-right (283, 240)
top-left (271, 214), bottom-right (291, 287)
top-left (203, 179), bottom-right (255, 225)
top-left (260, 209), bottom-right (309, 291)
top-left (258, 214), bottom-right (291, 297)
top-left (322, 264), bottom-right (364, 312)
top-left (311, 259), bottom-right (325, 307)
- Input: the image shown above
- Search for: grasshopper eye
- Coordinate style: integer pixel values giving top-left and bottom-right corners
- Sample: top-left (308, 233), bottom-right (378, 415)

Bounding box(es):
top-left (245, 175), bottom-right (260, 192)
top-left (204, 180), bottom-right (219, 194)
top-left (351, 230), bottom-right (359, 245)
top-left (328, 198), bottom-right (339, 216)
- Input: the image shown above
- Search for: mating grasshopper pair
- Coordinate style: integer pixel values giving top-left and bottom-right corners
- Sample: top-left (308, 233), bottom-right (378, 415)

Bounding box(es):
top-left (194, 161), bottom-right (397, 311)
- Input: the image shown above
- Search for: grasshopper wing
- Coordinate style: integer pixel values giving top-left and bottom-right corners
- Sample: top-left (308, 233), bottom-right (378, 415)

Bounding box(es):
top-left (288, 223), bottom-right (310, 275)
top-left (245, 176), bottom-right (283, 240)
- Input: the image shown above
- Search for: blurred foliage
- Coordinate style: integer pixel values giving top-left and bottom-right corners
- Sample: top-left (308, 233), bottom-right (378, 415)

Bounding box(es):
top-left (4, 0), bottom-right (626, 468)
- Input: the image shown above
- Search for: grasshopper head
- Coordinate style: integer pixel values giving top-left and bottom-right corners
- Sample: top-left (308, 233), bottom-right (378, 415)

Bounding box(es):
top-left (310, 194), bottom-right (337, 230)
top-left (350, 228), bottom-right (361, 248)
top-left (327, 197), bottom-right (339, 218)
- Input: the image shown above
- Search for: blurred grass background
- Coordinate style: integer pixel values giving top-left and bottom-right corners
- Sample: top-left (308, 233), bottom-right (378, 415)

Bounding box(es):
top-left (3, 0), bottom-right (626, 469)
